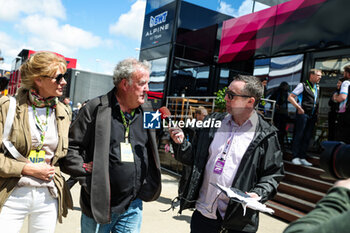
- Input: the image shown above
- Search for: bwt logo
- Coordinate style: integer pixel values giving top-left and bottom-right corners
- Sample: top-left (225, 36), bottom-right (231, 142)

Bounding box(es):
top-left (143, 110), bottom-right (161, 129)
top-left (149, 11), bottom-right (168, 28)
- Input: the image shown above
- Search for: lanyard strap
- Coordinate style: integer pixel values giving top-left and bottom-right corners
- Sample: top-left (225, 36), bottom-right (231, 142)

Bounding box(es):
top-left (2, 97), bottom-right (27, 162)
top-left (306, 80), bottom-right (315, 94)
top-left (221, 131), bottom-right (234, 159)
top-left (120, 109), bottom-right (135, 143)
top-left (32, 105), bottom-right (50, 150)
top-left (306, 80), bottom-right (318, 114)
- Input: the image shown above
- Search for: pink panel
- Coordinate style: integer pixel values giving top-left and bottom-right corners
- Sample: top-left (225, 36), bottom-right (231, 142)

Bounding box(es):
top-left (218, 0), bottom-right (327, 63)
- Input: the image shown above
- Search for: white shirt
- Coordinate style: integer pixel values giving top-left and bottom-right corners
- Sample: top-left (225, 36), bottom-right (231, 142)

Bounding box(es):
top-left (292, 82), bottom-right (318, 114)
top-left (291, 83), bottom-right (304, 96)
top-left (17, 106), bottom-right (58, 188)
top-left (338, 80), bottom-right (350, 113)
top-left (28, 106), bottom-right (58, 161)
top-left (195, 111), bottom-right (258, 219)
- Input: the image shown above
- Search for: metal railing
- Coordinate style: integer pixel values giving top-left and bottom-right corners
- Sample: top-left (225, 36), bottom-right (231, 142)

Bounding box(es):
top-left (165, 96), bottom-right (276, 123)
top-left (165, 96), bottom-right (217, 121)
top-left (256, 98), bottom-right (276, 124)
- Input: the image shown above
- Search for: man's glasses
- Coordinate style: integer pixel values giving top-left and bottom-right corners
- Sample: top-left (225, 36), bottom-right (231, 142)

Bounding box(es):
top-left (225, 89), bottom-right (251, 100)
top-left (42, 72), bottom-right (68, 84)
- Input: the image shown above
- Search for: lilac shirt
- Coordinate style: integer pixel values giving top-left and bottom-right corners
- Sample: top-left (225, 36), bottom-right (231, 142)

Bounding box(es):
top-left (195, 112), bottom-right (258, 219)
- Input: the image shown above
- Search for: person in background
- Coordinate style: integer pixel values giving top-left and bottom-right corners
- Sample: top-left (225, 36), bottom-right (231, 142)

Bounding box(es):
top-left (72, 102), bottom-right (81, 121)
top-left (288, 69), bottom-right (322, 166)
top-left (257, 77), bottom-right (268, 115)
top-left (194, 106), bottom-right (208, 121)
top-left (328, 78), bottom-right (344, 140)
top-left (60, 58), bottom-right (161, 233)
top-left (0, 73), bottom-right (9, 96)
top-left (0, 51), bottom-right (72, 232)
top-left (170, 75), bottom-right (284, 233)
top-left (333, 65), bottom-right (350, 144)
top-left (283, 178), bottom-right (350, 233)
top-left (270, 81), bottom-right (290, 149)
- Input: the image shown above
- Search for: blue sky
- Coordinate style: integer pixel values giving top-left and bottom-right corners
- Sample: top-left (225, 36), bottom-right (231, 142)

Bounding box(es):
top-left (0, 0), bottom-right (268, 75)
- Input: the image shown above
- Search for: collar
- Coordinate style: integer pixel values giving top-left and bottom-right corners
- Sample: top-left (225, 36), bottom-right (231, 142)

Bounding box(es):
top-left (225, 111), bottom-right (258, 131)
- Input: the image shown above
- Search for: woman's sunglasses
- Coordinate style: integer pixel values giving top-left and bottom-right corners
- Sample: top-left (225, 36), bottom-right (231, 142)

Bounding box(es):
top-left (42, 72), bottom-right (68, 84)
top-left (225, 89), bottom-right (251, 100)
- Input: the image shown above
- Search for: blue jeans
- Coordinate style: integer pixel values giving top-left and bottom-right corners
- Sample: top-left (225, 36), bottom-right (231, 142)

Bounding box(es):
top-left (81, 198), bottom-right (143, 233)
top-left (292, 113), bottom-right (317, 159)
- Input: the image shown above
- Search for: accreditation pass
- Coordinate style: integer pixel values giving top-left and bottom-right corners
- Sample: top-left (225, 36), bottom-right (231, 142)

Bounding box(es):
top-left (120, 142), bottom-right (134, 163)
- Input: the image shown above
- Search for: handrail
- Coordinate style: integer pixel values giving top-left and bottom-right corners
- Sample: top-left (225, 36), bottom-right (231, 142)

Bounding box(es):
top-left (256, 98), bottom-right (276, 124)
top-left (166, 96), bottom-right (216, 121)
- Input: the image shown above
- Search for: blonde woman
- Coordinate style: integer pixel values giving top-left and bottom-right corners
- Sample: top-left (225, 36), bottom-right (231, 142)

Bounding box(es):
top-left (0, 51), bottom-right (73, 233)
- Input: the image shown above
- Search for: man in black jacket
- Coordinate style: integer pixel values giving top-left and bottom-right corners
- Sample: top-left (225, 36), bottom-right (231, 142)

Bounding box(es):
top-left (170, 75), bottom-right (284, 233)
top-left (61, 58), bottom-right (161, 233)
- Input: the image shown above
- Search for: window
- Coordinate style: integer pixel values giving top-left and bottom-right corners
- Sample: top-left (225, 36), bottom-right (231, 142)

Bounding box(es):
top-left (148, 57), bottom-right (168, 93)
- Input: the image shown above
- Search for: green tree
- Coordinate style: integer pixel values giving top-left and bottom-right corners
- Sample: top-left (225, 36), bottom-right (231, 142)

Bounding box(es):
top-left (214, 87), bottom-right (227, 112)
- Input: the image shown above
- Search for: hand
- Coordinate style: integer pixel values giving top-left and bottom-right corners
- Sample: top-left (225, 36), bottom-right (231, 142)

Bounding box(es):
top-left (169, 128), bottom-right (184, 144)
top-left (246, 192), bottom-right (261, 200)
top-left (22, 163), bottom-right (55, 181)
top-left (83, 161), bottom-right (93, 173)
top-left (297, 107), bottom-right (304, 114)
top-left (334, 178), bottom-right (350, 190)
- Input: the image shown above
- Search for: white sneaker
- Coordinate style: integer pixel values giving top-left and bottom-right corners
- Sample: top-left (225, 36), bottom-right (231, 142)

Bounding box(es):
top-left (292, 158), bottom-right (302, 165)
top-left (300, 159), bottom-right (312, 167)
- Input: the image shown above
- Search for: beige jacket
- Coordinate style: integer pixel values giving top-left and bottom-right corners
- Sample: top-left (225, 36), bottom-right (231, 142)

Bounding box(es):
top-left (0, 88), bottom-right (73, 223)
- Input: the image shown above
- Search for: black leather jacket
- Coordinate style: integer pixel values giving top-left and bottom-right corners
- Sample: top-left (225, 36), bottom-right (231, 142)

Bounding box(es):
top-left (173, 112), bottom-right (284, 232)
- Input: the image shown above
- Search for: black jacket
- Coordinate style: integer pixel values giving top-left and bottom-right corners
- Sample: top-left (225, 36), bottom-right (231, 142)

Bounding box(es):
top-left (173, 112), bottom-right (284, 232)
top-left (61, 89), bottom-right (161, 224)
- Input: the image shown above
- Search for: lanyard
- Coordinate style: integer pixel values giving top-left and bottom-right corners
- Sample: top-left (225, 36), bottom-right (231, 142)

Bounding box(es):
top-left (306, 80), bottom-right (315, 94)
top-left (306, 80), bottom-right (318, 114)
top-left (120, 109), bottom-right (135, 144)
top-left (32, 105), bottom-right (50, 151)
top-left (221, 131), bottom-right (234, 159)
top-left (213, 130), bottom-right (234, 175)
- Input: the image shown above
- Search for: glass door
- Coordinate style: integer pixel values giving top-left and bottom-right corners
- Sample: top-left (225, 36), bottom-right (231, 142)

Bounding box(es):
top-left (313, 55), bottom-right (350, 149)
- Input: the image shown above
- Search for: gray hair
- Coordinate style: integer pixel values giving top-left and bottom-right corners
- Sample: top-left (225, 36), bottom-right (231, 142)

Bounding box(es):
top-left (233, 74), bottom-right (264, 106)
top-left (113, 58), bottom-right (151, 87)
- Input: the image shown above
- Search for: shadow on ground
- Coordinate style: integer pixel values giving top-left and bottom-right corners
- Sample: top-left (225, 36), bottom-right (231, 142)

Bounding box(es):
top-left (156, 196), bottom-right (177, 205)
top-left (173, 214), bottom-right (192, 224)
top-left (162, 178), bottom-right (179, 184)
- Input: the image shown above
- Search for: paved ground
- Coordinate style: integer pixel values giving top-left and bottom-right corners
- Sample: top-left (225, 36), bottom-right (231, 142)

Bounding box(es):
top-left (20, 172), bottom-right (288, 233)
